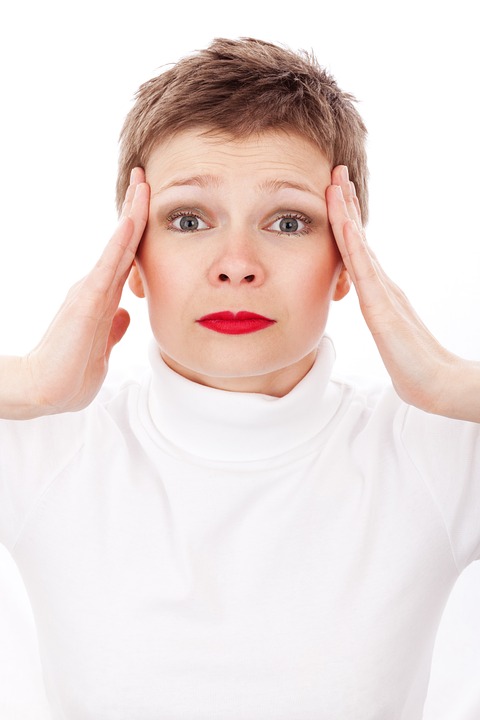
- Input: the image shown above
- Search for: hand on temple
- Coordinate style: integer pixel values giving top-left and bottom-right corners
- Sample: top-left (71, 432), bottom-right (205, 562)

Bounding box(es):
top-left (326, 165), bottom-right (480, 423)
top-left (0, 168), bottom-right (150, 419)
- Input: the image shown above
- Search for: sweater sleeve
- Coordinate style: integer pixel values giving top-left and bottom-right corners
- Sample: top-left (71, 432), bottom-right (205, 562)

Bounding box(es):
top-left (0, 412), bottom-right (86, 551)
top-left (400, 407), bottom-right (480, 571)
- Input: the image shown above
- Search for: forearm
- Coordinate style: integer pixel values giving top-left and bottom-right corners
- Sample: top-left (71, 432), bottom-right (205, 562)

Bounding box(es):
top-left (0, 355), bottom-right (46, 420)
top-left (436, 356), bottom-right (480, 423)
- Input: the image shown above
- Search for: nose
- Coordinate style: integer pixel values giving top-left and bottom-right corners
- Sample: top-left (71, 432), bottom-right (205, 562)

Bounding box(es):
top-left (207, 234), bottom-right (266, 287)
top-left (218, 272), bottom-right (255, 283)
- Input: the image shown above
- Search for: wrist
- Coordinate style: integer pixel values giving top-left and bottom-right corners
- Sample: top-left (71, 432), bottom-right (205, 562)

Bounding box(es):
top-left (0, 355), bottom-right (50, 420)
top-left (432, 354), bottom-right (480, 423)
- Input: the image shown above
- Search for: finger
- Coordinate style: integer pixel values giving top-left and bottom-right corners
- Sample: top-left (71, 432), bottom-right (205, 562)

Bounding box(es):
top-left (331, 165), bottom-right (363, 231)
top-left (348, 181), bottom-right (363, 225)
top-left (89, 216), bottom-right (136, 293)
top-left (326, 184), bottom-right (357, 279)
top-left (57, 174), bottom-right (149, 361)
top-left (120, 167), bottom-right (146, 219)
top-left (120, 186), bottom-right (135, 220)
top-left (328, 185), bottom-right (403, 309)
top-left (120, 169), bottom-right (139, 218)
top-left (92, 182), bottom-right (149, 292)
top-left (342, 219), bottom-right (393, 318)
top-left (127, 175), bottom-right (150, 243)
top-left (327, 185), bottom-right (385, 298)
top-left (130, 166), bottom-right (145, 184)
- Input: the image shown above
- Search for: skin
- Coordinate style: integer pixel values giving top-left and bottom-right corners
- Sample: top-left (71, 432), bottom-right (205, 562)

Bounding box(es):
top-left (128, 129), bottom-right (351, 396)
top-left (0, 178), bottom-right (149, 418)
top-left (1, 129), bottom-right (478, 420)
top-left (327, 168), bottom-right (480, 420)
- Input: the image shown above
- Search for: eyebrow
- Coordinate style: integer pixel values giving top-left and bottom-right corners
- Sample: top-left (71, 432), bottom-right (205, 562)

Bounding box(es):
top-left (155, 174), bottom-right (222, 193)
top-left (153, 174), bottom-right (325, 202)
top-left (256, 178), bottom-right (321, 197)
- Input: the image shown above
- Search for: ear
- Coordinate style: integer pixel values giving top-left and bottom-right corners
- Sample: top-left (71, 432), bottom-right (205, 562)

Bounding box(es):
top-left (128, 262), bottom-right (146, 298)
top-left (333, 266), bottom-right (351, 301)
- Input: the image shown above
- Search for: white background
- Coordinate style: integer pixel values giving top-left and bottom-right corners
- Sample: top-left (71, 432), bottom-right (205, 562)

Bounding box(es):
top-left (0, 0), bottom-right (479, 717)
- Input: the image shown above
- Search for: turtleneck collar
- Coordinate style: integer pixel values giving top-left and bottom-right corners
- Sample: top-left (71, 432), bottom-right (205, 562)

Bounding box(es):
top-left (146, 336), bottom-right (341, 462)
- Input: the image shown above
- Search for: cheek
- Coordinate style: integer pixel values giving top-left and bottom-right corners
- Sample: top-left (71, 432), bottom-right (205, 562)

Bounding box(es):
top-left (290, 253), bottom-right (341, 346)
top-left (144, 269), bottom-right (184, 316)
top-left (138, 241), bottom-right (189, 304)
top-left (287, 245), bottom-right (341, 306)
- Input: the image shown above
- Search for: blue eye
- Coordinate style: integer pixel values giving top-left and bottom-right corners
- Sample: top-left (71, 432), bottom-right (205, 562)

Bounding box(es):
top-left (268, 214), bottom-right (310, 235)
top-left (279, 217), bottom-right (300, 233)
top-left (169, 213), bottom-right (209, 232)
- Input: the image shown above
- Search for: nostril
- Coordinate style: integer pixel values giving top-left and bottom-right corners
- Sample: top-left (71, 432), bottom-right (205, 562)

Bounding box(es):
top-left (219, 274), bottom-right (229, 282)
top-left (244, 275), bottom-right (255, 283)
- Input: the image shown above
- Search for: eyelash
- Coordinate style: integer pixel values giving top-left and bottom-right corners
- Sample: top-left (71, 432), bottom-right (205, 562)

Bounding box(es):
top-left (166, 210), bottom-right (207, 232)
top-left (166, 210), bottom-right (312, 236)
top-left (270, 212), bottom-right (311, 237)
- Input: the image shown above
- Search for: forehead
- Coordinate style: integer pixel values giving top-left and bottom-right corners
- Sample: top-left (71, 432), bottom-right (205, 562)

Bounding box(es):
top-left (145, 128), bottom-right (332, 192)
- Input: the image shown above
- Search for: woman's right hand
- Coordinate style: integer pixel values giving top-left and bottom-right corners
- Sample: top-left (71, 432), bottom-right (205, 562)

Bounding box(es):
top-left (1, 168), bottom-right (149, 419)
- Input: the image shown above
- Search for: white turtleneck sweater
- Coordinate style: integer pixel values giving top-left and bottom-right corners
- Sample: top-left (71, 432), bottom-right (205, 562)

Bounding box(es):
top-left (1, 337), bottom-right (479, 720)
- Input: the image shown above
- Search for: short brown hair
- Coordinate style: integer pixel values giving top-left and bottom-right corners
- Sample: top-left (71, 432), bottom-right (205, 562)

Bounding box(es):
top-left (116, 37), bottom-right (369, 221)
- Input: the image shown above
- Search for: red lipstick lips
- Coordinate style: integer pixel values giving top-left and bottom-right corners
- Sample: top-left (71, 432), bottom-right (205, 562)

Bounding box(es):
top-left (197, 311), bottom-right (276, 335)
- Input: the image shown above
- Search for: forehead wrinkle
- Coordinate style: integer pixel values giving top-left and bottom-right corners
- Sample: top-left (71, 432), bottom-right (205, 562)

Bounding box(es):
top-left (257, 178), bottom-right (326, 203)
top-left (152, 173), bottom-right (326, 205)
top-left (154, 173), bottom-right (223, 195)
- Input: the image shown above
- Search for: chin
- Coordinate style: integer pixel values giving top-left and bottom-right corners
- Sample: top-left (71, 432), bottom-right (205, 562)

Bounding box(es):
top-left (161, 344), bottom-right (318, 381)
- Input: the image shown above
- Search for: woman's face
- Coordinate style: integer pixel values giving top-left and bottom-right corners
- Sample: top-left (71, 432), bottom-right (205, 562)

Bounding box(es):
top-left (129, 128), bottom-right (350, 396)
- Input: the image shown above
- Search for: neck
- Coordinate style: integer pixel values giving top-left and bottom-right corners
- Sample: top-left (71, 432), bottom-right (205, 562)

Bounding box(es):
top-left (147, 337), bottom-right (340, 462)
top-left (159, 349), bottom-right (319, 398)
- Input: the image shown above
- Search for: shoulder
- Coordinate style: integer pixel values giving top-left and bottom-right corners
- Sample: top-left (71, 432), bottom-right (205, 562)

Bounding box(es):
top-left (0, 364), bottom-right (150, 549)
top-left (0, 363), bottom-right (149, 470)
top-left (329, 370), bottom-right (407, 440)
top-left (330, 370), bottom-right (480, 462)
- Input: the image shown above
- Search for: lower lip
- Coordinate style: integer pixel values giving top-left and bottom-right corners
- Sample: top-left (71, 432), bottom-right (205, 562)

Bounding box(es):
top-left (197, 318), bottom-right (275, 335)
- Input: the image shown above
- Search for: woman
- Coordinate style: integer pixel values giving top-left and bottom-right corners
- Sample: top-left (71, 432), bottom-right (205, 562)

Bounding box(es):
top-left (1, 38), bottom-right (479, 719)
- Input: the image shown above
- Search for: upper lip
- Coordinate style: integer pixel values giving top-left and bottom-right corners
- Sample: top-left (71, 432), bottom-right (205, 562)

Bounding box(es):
top-left (197, 311), bottom-right (275, 322)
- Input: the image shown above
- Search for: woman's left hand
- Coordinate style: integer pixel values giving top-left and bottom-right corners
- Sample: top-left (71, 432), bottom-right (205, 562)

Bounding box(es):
top-left (326, 165), bottom-right (480, 422)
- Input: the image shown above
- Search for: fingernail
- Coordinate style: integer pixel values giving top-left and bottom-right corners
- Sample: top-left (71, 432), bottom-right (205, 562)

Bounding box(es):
top-left (340, 166), bottom-right (349, 183)
top-left (130, 168), bottom-right (137, 184)
top-left (335, 185), bottom-right (344, 200)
